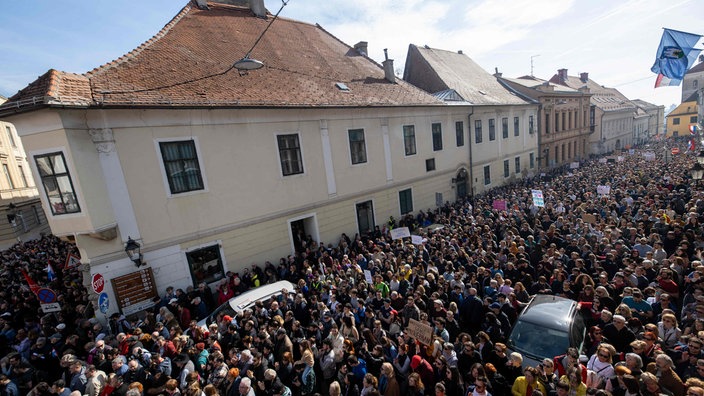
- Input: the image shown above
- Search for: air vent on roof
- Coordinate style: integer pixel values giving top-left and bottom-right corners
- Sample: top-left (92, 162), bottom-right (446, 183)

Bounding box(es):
top-left (478, 90), bottom-right (487, 95)
top-left (335, 82), bottom-right (350, 92)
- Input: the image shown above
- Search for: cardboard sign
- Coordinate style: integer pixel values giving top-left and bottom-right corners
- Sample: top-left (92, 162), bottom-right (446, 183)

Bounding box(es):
top-left (390, 227), bottom-right (411, 240)
top-left (582, 213), bottom-right (597, 224)
top-left (407, 318), bottom-right (434, 345)
top-left (531, 190), bottom-right (545, 207)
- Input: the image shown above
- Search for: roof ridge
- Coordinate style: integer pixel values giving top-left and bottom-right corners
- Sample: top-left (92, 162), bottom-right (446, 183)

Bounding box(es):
top-left (85, 3), bottom-right (193, 77)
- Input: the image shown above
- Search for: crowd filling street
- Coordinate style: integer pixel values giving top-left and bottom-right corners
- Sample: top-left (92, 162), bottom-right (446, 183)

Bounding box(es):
top-left (3, 140), bottom-right (704, 396)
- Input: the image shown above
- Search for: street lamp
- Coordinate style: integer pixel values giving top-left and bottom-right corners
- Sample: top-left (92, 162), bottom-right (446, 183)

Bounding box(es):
top-left (233, 0), bottom-right (289, 72)
top-left (125, 237), bottom-right (144, 267)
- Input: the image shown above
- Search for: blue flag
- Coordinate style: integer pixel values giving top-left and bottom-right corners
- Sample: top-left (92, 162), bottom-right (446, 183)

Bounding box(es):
top-left (651, 28), bottom-right (702, 86)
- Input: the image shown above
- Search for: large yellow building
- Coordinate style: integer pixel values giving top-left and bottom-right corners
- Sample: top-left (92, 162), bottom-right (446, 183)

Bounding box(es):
top-left (666, 97), bottom-right (698, 138)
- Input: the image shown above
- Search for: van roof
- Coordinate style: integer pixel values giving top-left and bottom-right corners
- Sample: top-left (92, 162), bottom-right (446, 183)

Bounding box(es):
top-left (228, 280), bottom-right (295, 313)
top-left (519, 295), bottom-right (578, 330)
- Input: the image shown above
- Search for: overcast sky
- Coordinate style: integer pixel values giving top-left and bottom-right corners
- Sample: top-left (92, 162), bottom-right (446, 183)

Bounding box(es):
top-left (1, 0), bottom-right (702, 108)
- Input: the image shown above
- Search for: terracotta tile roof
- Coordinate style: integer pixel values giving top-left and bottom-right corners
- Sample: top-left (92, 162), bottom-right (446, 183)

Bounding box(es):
top-left (0, 2), bottom-right (440, 115)
top-left (403, 45), bottom-right (530, 106)
top-left (549, 73), bottom-right (635, 112)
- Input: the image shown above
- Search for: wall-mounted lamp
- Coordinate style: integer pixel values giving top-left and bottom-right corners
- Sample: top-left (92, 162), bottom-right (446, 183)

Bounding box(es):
top-left (125, 237), bottom-right (144, 268)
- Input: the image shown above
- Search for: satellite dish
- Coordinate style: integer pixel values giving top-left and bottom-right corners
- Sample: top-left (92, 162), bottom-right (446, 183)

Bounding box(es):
top-left (234, 56), bottom-right (264, 71)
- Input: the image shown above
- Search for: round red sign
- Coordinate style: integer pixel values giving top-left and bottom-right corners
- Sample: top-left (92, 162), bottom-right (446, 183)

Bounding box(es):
top-left (671, 147), bottom-right (680, 155)
top-left (92, 273), bottom-right (105, 294)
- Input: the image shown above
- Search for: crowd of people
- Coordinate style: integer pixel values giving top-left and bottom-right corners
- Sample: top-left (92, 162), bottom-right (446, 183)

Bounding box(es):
top-left (1, 139), bottom-right (704, 396)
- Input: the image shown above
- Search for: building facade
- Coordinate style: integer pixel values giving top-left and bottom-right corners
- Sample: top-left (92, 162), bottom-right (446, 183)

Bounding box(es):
top-left (403, 45), bottom-right (539, 195)
top-left (498, 76), bottom-right (592, 169)
top-left (665, 98), bottom-right (698, 138)
top-left (0, 1), bottom-right (479, 316)
top-left (0, 96), bottom-right (49, 247)
top-left (682, 59), bottom-right (704, 103)
top-left (631, 99), bottom-right (665, 143)
top-left (550, 70), bottom-right (635, 155)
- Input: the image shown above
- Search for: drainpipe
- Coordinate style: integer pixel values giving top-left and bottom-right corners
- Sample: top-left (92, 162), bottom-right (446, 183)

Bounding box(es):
top-left (467, 107), bottom-right (475, 204)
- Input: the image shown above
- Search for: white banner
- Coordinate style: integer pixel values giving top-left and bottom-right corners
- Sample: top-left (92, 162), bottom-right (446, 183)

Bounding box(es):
top-left (411, 235), bottom-right (424, 245)
top-left (390, 227), bottom-right (411, 240)
top-left (570, 162), bottom-right (579, 169)
top-left (597, 185), bottom-right (611, 195)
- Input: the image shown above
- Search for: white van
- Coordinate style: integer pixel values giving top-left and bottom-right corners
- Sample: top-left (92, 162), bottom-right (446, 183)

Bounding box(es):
top-left (196, 280), bottom-right (296, 331)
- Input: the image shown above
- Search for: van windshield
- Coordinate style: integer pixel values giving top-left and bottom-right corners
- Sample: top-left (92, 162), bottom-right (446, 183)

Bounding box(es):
top-left (205, 301), bottom-right (237, 327)
top-left (508, 321), bottom-right (570, 360)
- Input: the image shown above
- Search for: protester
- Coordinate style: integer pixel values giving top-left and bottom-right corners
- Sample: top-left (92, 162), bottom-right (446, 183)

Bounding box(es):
top-left (2, 140), bottom-right (704, 395)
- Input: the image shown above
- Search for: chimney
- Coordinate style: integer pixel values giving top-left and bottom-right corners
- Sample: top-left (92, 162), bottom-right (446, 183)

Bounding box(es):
top-left (458, 50), bottom-right (463, 54)
top-left (557, 68), bottom-right (568, 82)
top-left (250, 0), bottom-right (267, 17)
top-left (383, 49), bottom-right (395, 83)
top-left (580, 72), bottom-right (589, 83)
top-left (354, 41), bottom-right (368, 56)
top-left (494, 67), bottom-right (502, 78)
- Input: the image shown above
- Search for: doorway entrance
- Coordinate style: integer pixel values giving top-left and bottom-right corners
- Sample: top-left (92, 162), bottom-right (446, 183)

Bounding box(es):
top-left (355, 200), bottom-right (375, 237)
top-left (455, 168), bottom-right (468, 200)
top-left (288, 214), bottom-right (319, 254)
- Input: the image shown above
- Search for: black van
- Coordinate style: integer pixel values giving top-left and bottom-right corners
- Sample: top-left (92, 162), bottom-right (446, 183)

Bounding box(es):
top-left (506, 295), bottom-right (587, 368)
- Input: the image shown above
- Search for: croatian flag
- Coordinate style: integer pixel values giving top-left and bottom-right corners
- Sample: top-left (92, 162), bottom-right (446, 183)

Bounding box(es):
top-left (691, 125), bottom-right (699, 135)
top-left (47, 264), bottom-right (56, 281)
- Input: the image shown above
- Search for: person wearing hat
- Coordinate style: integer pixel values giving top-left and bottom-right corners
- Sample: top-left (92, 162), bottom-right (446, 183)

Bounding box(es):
top-left (173, 353), bottom-right (195, 390)
top-left (487, 302), bottom-right (511, 338)
top-left (602, 315), bottom-right (635, 354)
top-left (409, 354), bottom-right (434, 391)
top-left (432, 299), bottom-right (447, 320)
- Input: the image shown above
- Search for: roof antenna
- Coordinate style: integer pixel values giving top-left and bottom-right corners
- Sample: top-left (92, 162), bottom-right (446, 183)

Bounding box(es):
top-left (234, 0), bottom-right (290, 72)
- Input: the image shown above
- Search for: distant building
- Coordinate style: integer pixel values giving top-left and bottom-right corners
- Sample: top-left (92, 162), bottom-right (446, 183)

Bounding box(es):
top-left (403, 45), bottom-right (539, 195)
top-left (631, 99), bottom-right (665, 143)
top-left (682, 58), bottom-right (704, 103)
top-left (0, 95), bottom-right (49, 247)
top-left (550, 69), bottom-right (635, 155)
top-left (498, 75), bottom-right (592, 169)
top-left (665, 93), bottom-right (698, 138)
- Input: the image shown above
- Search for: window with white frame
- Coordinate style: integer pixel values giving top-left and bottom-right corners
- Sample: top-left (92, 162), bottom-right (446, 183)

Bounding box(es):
top-left (514, 117), bottom-right (520, 137)
top-left (403, 125), bottom-right (417, 156)
top-left (475, 120), bottom-right (483, 143)
top-left (277, 134), bottom-right (304, 176)
top-left (2, 164), bottom-right (14, 189)
top-left (489, 119), bottom-right (496, 141)
top-left (503, 160), bottom-right (509, 178)
top-left (515, 157), bottom-right (521, 174)
top-left (502, 117), bottom-right (509, 139)
top-left (34, 152), bottom-right (81, 215)
top-left (348, 129), bottom-right (367, 164)
top-left (5, 126), bottom-right (16, 147)
top-left (529, 115), bottom-right (534, 134)
top-left (186, 244), bottom-right (226, 286)
top-left (159, 140), bottom-right (205, 194)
